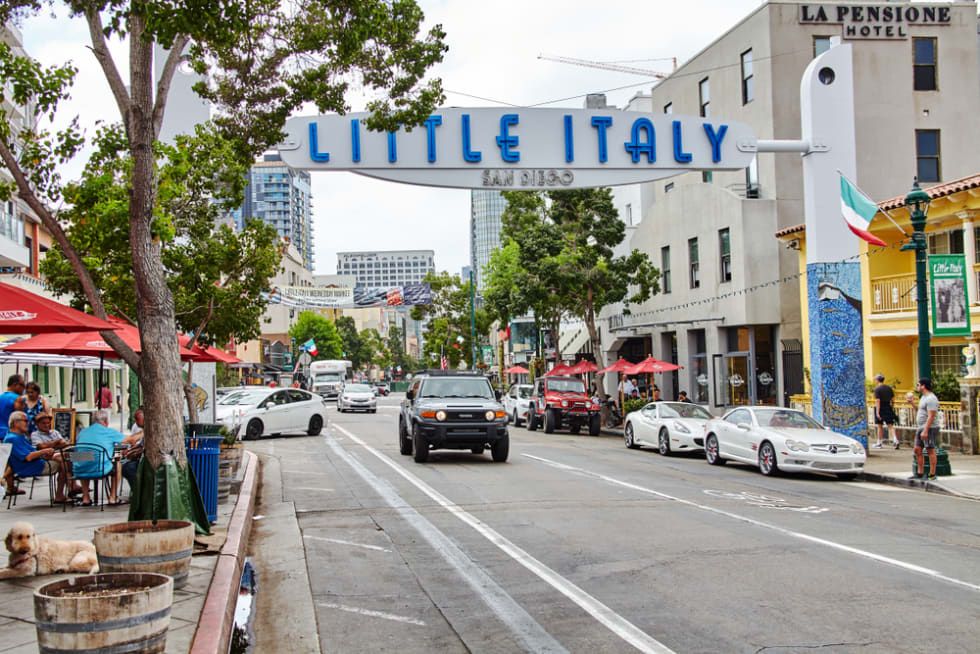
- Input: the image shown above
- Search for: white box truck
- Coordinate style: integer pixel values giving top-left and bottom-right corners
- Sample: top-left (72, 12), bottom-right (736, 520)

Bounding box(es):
top-left (310, 360), bottom-right (352, 398)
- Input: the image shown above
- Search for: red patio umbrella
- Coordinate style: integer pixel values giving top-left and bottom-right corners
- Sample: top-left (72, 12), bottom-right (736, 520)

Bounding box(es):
top-left (596, 357), bottom-right (636, 409)
top-left (504, 365), bottom-right (530, 374)
top-left (0, 282), bottom-right (121, 333)
top-left (543, 362), bottom-right (574, 377)
top-left (568, 360), bottom-right (598, 375)
top-left (179, 334), bottom-right (242, 364)
top-left (625, 356), bottom-right (683, 401)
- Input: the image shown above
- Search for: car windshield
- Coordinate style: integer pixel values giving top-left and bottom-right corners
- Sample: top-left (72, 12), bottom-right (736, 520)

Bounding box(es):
top-left (345, 384), bottom-right (372, 393)
top-left (222, 391), bottom-right (267, 406)
top-left (420, 378), bottom-right (493, 399)
top-left (756, 409), bottom-right (823, 429)
top-left (658, 403), bottom-right (712, 420)
top-left (546, 379), bottom-right (586, 393)
top-left (517, 386), bottom-right (533, 399)
top-left (315, 373), bottom-right (343, 382)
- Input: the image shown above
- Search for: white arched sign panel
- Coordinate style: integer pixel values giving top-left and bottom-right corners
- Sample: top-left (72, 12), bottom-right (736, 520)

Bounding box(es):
top-left (276, 108), bottom-right (757, 189)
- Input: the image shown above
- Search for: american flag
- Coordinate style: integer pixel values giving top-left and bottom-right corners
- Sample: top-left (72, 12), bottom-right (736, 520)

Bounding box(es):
top-left (440, 355), bottom-right (448, 370)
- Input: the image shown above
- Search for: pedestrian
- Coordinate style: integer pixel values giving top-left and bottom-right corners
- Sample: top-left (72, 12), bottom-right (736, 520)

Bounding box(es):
top-left (617, 375), bottom-right (634, 397)
top-left (910, 378), bottom-right (940, 482)
top-left (677, 390), bottom-right (691, 402)
top-left (872, 373), bottom-right (899, 449)
top-left (23, 381), bottom-right (51, 434)
top-left (653, 385), bottom-right (661, 401)
top-left (0, 374), bottom-right (25, 441)
top-left (95, 380), bottom-right (113, 412)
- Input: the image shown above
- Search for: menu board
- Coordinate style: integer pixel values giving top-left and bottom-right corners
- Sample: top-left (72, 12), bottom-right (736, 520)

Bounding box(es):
top-left (51, 409), bottom-right (76, 444)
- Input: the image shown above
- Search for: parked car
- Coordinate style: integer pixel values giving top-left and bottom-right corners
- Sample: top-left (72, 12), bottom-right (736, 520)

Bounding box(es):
top-left (527, 376), bottom-right (600, 435)
top-left (503, 384), bottom-right (533, 426)
top-left (375, 382), bottom-right (390, 396)
top-left (338, 383), bottom-right (378, 413)
top-left (624, 401), bottom-right (713, 455)
top-left (702, 406), bottom-right (866, 479)
top-left (215, 387), bottom-right (329, 440)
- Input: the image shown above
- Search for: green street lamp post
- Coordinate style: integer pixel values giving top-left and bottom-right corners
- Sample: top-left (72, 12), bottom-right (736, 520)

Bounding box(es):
top-left (900, 177), bottom-right (933, 381)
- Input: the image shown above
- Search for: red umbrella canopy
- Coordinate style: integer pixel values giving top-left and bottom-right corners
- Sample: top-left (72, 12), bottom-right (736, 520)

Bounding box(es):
top-left (0, 282), bottom-right (121, 334)
top-left (625, 356), bottom-right (683, 375)
top-left (543, 362), bottom-right (574, 377)
top-left (179, 334), bottom-right (242, 364)
top-left (568, 360), bottom-right (598, 375)
top-left (596, 358), bottom-right (636, 375)
top-left (504, 365), bottom-right (530, 374)
top-left (6, 323), bottom-right (200, 360)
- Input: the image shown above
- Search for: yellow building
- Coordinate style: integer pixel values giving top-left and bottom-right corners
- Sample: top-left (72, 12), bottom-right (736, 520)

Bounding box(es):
top-left (780, 172), bottom-right (980, 388)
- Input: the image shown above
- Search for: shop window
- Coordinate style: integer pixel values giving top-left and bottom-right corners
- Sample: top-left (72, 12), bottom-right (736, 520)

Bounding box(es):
top-left (931, 345), bottom-right (966, 378)
top-left (913, 38), bottom-right (937, 91)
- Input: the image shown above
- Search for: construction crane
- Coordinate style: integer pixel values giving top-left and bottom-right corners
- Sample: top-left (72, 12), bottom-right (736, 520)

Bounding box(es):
top-left (537, 54), bottom-right (677, 79)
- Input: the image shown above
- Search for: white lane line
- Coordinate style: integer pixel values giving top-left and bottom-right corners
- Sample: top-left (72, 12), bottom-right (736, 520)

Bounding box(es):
top-left (323, 428), bottom-right (570, 654)
top-left (317, 602), bottom-right (426, 626)
top-left (304, 535), bottom-right (391, 552)
top-left (292, 487), bottom-right (335, 492)
top-left (281, 470), bottom-right (325, 475)
top-left (522, 453), bottom-right (980, 594)
top-left (331, 424), bottom-right (674, 654)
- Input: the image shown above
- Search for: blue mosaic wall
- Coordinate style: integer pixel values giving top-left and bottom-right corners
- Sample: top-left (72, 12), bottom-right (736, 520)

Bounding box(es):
top-left (806, 261), bottom-right (868, 446)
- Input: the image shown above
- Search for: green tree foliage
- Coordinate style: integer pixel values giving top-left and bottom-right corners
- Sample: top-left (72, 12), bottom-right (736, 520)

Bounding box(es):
top-left (335, 316), bottom-right (365, 368)
top-left (39, 125), bottom-right (282, 347)
top-left (411, 272), bottom-right (491, 369)
top-left (492, 188), bottom-right (660, 393)
top-left (289, 312), bottom-right (343, 361)
top-left (386, 325), bottom-right (416, 375)
top-left (0, 0), bottom-right (447, 469)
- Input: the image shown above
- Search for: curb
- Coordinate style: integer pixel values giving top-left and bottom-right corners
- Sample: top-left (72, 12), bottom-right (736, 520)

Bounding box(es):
top-left (858, 470), bottom-right (979, 500)
top-left (189, 449), bottom-right (260, 654)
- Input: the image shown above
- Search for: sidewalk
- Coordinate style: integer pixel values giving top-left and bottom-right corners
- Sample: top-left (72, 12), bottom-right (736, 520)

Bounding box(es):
top-left (600, 426), bottom-right (980, 501)
top-left (0, 451), bottom-right (259, 654)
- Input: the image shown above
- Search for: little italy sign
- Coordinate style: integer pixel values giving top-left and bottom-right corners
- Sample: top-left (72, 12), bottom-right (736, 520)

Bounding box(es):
top-left (276, 108), bottom-right (757, 189)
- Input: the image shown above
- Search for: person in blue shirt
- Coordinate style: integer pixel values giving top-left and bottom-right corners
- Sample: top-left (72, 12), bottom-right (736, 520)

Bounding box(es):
top-left (74, 409), bottom-right (125, 505)
top-left (3, 410), bottom-right (67, 501)
top-left (0, 374), bottom-right (25, 441)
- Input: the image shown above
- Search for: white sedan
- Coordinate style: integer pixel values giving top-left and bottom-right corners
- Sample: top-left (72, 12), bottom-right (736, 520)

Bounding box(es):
top-left (703, 406), bottom-right (866, 479)
top-left (503, 384), bottom-right (533, 426)
top-left (215, 388), bottom-right (329, 440)
top-left (337, 383), bottom-right (378, 413)
top-left (624, 402), bottom-right (713, 455)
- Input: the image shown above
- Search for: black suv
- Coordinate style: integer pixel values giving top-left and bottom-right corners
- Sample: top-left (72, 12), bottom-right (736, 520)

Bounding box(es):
top-left (399, 370), bottom-right (509, 463)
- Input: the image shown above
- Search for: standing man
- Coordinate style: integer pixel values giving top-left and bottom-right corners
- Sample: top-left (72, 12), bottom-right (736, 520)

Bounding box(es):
top-left (95, 380), bottom-right (113, 413)
top-left (0, 374), bottom-right (25, 440)
top-left (911, 378), bottom-right (940, 482)
top-left (872, 374), bottom-right (899, 449)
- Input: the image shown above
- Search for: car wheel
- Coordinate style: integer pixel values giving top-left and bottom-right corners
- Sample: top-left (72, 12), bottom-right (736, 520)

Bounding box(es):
top-left (658, 428), bottom-right (672, 456)
top-left (370, 409), bottom-right (377, 413)
top-left (491, 434), bottom-right (509, 462)
top-left (398, 419), bottom-right (412, 456)
top-left (625, 423), bottom-right (639, 449)
top-left (307, 414), bottom-right (323, 436)
top-left (527, 409), bottom-right (538, 431)
top-left (589, 414), bottom-right (601, 436)
top-left (337, 405), bottom-right (343, 412)
top-left (705, 434), bottom-right (725, 465)
top-left (513, 409), bottom-right (522, 427)
top-left (471, 446), bottom-right (485, 454)
top-left (759, 441), bottom-right (779, 476)
top-left (543, 409), bottom-right (556, 434)
top-left (412, 424), bottom-right (428, 463)
top-left (245, 419), bottom-right (263, 441)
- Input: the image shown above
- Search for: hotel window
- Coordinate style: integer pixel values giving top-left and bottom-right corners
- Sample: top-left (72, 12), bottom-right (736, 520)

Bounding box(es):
top-left (698, 78), bottom-right (710, 117)
top-left (913, 38), bottom-right (937, 91)
top-left (625, 203), bottom-right (633, 226)
top-left (661, 246), bottom-right (671, 294)
top-left (719, 228), bottom-right (732, 282)
top-left (813, 36), bottom-right (831, 58)
top-left (663, 102), bottom-right (672, 114)
top-left (702, 171), bottom-right (712, 183)
top-left (740, 49), bottom-right (754, 104)
top-left (689, 237), bottom-right (700, 289)
top-left (665, 182), bottom-right (674, 193)
top-left (916, 130), bottom-right (941, 183)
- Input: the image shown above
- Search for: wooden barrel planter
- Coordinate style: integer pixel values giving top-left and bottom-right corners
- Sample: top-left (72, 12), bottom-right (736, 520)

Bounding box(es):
top-left (94, 520), bottom-right (194, 589)
top-left (34, 572), bottom-right (173, 654)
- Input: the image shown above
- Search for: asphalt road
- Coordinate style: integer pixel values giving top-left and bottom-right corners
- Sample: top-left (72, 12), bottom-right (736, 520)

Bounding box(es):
top-left (247, 394), bottom-right (980, 653)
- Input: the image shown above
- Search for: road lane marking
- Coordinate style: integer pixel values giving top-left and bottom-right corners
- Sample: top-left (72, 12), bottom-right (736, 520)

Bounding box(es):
top-left (523, 453), bottom-right (980, 595)
top-left (331, 425), bottom-right (674, 654)
top-left (317, 602), bottom-right (426, 626)
top-left (293, 486), bottom-right (334, 492)
top-left (304, 535), bottom-right (391, 552)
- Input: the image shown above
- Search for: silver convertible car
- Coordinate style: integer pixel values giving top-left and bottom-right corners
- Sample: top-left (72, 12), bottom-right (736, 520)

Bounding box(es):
top-left (624, 402), bottom-right (713, 455)
top-left (702, 406), bottom-right (866, 479)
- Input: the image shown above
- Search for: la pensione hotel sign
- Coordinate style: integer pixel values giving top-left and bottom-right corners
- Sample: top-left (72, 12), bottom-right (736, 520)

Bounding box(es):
top-left (799, 3), bottom-right (952, 39)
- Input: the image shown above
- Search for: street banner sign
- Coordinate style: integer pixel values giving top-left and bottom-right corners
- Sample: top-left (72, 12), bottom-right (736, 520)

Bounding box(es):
top-left (929, 254), bottom-right (971, 336)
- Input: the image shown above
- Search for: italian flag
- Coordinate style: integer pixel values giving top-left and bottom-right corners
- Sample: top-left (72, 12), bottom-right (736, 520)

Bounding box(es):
top-left (840, 175), bottom-right (886, 246)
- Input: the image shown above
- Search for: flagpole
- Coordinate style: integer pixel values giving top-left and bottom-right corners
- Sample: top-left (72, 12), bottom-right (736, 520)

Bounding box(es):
top-left (837, 168), bottom-right (909, 237)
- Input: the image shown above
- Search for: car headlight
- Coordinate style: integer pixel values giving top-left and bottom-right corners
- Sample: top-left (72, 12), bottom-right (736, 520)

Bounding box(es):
top-left (561, 400), bottom-right (569, 407)
top-left (786, 439), bottom-right (810, 452)
top-left (485, 410), bottom-right (495, 421)
top-left (436, 410), bottom-right (447, 422)
top-left (850, 442), bottom-right (865, 454)
top-left (673, 421), bottom-right (690, 434)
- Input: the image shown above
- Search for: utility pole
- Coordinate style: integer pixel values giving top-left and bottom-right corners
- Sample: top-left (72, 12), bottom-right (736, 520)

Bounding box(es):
top-left (469, 269), bottom-right (477, 370)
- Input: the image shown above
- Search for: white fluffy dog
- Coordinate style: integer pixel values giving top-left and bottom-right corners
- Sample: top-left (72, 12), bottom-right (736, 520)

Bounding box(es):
top-left (0, 521), bottom-right (99, 579)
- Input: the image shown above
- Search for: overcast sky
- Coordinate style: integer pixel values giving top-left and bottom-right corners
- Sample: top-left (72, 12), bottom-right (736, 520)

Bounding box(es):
top-left (21, 0), bottom-right (764, 277)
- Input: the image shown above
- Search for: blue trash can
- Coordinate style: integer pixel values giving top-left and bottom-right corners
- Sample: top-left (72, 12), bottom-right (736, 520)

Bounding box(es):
top-left (184, 436), bottom-right (222, 523)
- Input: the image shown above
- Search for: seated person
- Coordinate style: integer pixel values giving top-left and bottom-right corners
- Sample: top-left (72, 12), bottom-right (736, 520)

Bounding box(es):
top-left (769, 411), bottom-right (792, 427)
top-left (74, 409), bottom-right (126, 505)
top-left (30, 412), bottom-right (68, 450)
top-left (3, 411), bottom-right (69, 502)
top-left (119, 409), bottom-right (145, 494)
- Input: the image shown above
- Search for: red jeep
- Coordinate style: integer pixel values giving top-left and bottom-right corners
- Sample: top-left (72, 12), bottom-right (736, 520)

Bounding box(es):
top-left (527, 376), bottom-right (601, 435)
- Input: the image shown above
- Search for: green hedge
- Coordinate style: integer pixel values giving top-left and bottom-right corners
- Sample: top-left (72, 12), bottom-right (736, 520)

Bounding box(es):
top-left (623, 398), bottom-right (648, 416)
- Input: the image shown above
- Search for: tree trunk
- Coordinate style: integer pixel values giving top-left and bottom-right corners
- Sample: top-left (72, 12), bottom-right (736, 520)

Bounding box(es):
top-left (183, 361), bottom-right (200, 424)
top-left (583, 287), bottom-right (608, 400)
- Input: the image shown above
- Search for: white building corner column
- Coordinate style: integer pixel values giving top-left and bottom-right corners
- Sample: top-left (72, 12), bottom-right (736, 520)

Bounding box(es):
top-left (958, 210), bottom-right (978, 305)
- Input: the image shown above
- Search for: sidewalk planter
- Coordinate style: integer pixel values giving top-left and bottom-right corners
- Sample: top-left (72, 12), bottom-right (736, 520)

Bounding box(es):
top-left (94, 520), bottom-right (195, 589)
top-left (34, 572), bottom-right (173, 654)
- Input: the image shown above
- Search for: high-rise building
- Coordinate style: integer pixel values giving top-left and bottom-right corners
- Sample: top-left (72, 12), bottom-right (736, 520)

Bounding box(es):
top-left (240, 154), bottom-right (314, 271)
top-left (470, 190), bottom-right (507, 292)
top-left (336, 250), bottom-right (435, 287)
